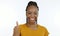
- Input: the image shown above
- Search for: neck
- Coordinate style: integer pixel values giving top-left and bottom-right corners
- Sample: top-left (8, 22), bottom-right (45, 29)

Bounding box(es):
top-left (26, 22), bottom-right (37, 28)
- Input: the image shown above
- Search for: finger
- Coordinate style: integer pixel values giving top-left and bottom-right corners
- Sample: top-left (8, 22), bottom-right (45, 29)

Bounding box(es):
top-left (16, 21), bottom-right (18, 26)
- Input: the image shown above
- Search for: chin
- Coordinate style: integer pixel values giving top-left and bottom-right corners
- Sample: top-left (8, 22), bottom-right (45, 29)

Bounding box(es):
top-left (30, 21), bottom-right (35, 23)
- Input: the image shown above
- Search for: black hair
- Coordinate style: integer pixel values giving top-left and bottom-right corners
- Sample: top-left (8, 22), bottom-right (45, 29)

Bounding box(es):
top-left (26, 1), bottom-right (38, 24)
top-left (26, 1), bottom-right (39, 11)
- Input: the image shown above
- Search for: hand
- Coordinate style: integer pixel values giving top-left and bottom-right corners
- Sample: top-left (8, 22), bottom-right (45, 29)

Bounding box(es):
top-left (13, 21), bottom-right (20, 36)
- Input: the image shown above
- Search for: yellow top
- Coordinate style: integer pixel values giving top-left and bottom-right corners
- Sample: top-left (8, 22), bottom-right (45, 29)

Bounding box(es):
top-left (18, 24), bottom-right (49, 36)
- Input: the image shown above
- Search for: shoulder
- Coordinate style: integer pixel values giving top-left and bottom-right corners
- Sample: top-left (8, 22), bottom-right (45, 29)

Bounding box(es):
top-left (18, 23), bottom-right (26, 28)
top-left (38, 24), bottom-right (47, 30)
top-left (38, 24), bottom-right (49, 34)
top-left (17, 23), bottom-right (26, 32)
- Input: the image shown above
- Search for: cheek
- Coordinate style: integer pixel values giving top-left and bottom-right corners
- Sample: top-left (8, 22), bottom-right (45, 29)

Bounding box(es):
top-left (34, 16), bottom-right (37, 20)
top-left (35, 15), bottom-right (38, 18)
top-left (35, 15), bottom-right (38, 20)
top-left (27, 15), bottom-right (38, 18)
top-left (26, 14), bottom-right (31, 17)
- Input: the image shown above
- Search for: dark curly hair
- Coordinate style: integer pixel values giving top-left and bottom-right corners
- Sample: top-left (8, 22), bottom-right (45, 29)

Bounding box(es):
top-left (26, 1), bottom-right (39, 11)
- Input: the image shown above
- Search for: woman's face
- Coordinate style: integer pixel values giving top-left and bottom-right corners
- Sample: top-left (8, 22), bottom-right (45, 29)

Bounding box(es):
top-left (26, 5), bottom-right (38, 23)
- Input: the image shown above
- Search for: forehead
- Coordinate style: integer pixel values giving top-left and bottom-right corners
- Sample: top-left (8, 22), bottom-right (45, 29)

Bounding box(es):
top-left (27, 5), bottom-right (38, 12)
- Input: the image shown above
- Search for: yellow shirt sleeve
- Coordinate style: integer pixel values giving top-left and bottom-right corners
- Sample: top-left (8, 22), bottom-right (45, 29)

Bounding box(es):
top-left (44, 27), bottom-right (49, 36)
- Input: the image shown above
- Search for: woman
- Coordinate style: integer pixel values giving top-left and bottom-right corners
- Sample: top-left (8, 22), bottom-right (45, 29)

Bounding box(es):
top-left (13, 1), bottom-right (49, 36)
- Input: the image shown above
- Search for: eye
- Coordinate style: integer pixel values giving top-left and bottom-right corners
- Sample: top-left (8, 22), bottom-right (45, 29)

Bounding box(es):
top-left (27, 11), bottom-right (32, 14)
top-left (34, 12), bottom-right (37, 15)
top-left (28, 12), bottom-right (31, 14)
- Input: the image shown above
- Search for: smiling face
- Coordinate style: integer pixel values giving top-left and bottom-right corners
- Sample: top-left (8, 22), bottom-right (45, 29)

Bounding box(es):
top-left (26, 5), bottom-right (38, 24)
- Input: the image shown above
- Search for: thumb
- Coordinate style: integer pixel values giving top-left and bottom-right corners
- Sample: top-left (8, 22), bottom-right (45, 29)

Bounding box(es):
top-left (16, 21), bottom-right (18, 26)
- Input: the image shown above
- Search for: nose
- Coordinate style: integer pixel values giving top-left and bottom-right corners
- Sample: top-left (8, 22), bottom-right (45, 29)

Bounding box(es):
top-left (31, 13), bottom-right (35, 18)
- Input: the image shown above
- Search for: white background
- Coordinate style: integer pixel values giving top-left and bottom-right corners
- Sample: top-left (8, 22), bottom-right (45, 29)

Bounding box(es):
top-left (0, 0), bottom-right (60, 36)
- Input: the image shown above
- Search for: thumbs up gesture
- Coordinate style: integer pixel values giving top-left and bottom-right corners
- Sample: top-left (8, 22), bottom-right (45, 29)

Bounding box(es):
top-left (13, 21), bottom-right (20, 36)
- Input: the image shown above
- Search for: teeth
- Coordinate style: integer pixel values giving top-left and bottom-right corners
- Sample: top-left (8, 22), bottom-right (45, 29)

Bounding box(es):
top-left (30, 18), bottom-right (34, 20)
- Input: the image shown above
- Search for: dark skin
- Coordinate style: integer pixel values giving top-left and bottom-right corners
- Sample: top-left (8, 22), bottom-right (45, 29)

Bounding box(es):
top-left (26, 5), bottom-right (38, 30)
top-left (13, 5), bottom-right (39, 36)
